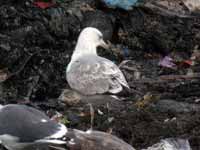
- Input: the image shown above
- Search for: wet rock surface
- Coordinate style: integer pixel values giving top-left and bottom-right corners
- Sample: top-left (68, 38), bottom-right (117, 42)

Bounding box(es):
top-left (0, 0), bottom-right (200, 150)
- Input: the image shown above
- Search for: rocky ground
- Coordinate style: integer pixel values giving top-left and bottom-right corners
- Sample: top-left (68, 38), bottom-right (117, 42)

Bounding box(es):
top-left (0, 0), bottom-right (200, 149)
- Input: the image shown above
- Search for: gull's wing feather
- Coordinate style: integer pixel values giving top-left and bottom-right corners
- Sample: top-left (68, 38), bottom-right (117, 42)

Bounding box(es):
top-left (100, 57), bottom-right (129, 89)
top-left (67, 56), bottom-right (129, 95)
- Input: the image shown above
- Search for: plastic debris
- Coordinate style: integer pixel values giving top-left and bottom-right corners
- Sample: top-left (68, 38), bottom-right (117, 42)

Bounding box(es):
top-left (143, 138), bottom-right (191, 150)
top-left (0, 69), bottom-right (9, 83)
top-left (102, 0), bottom-right (139, 10)
top-left (176, 60), bottom-right (194, 68)
top-left (33, 1), bottom-right (56, 9)
top-left (182, 0), bottom-right (200, 12)
top-left (158, 56), bottom-right (177, 69)
top-left (135, 92), bottom-right (159, 109)
top-left (181, 60), bottom-right (193, 66)
top-left (191, 49), bottom-right (200, 64)
top-left (122, 47), bottom-right (130, 58)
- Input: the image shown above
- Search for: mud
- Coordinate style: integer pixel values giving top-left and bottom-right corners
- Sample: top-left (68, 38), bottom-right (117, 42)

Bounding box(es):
top-left (0, 0), bottom-right (200, 150)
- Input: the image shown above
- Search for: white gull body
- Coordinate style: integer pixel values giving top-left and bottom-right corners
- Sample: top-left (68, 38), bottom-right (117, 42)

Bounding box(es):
top-left (66, 27), bottom-right (129, 95)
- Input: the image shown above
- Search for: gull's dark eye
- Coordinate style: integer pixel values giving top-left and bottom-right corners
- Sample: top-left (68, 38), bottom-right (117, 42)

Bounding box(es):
top-left (99, 35), bottom-right (103, 40)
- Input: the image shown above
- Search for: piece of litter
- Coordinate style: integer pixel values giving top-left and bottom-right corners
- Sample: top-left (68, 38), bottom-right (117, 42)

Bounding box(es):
top-left (183, 60), bottom-right (194, 66)
top-left (159, 56), bottom-right (177, 68)
top-left (102, 0), bottom-right (140, 10)
top-left (108, 117), bottom-right (114, 123)
top-left (0, 69), bottom-right (9, 83)
top-left (142, 138), bottom-right (191, 150)
top-left (50, 111), bottom-right (63, 122)
top-left (195, 99), bottom-right (200, 103)
top-left (164, 117), bottom-right (176, 123)
top-left (97, 109), bottom-right (104, 115)
top-left (33, 1), bottom-right (56, 9)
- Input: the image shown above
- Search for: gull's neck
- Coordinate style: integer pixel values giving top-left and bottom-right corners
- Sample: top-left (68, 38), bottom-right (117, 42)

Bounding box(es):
top-left (67, 42), bottom-right (98, 73)
top-left (71, 42), bottom-right (97, 62)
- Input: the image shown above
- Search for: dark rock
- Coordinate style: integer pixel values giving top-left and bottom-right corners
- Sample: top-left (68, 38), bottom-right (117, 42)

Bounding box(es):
top-left (0, 0), bottom-right (200, 150)
top-left (152, 99), bottom-right (200, 114)
top-left (117, 0), bottom-right (200, 55)
top-left (82, 10), bottom-right (114, 40)
top-left (46, 7), bottom-right (80, 39)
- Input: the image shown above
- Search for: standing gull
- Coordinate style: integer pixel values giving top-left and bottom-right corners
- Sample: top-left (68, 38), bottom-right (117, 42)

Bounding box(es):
top-left (66, 27), bottom-right (129, 95)
top-left (0, 104), bottom-right (67, 150)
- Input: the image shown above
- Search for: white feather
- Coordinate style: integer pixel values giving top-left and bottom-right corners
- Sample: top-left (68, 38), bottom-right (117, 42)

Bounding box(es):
top-left (48, 123), bottom-right (67, 139)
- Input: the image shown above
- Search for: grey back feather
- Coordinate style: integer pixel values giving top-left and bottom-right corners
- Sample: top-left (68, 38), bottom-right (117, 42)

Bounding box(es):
top-left (67, 55), bottom-right (129, 95)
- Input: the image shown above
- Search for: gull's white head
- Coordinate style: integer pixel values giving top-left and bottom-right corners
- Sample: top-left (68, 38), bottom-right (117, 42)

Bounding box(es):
top-left (72, 27), bottom-right (109, 59)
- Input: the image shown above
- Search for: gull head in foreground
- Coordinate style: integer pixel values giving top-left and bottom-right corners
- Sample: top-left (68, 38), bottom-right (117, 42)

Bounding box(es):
top-left (0, 104), bottom-right (67, 150)
top-left (66, 27), bottom-right (130, 95)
